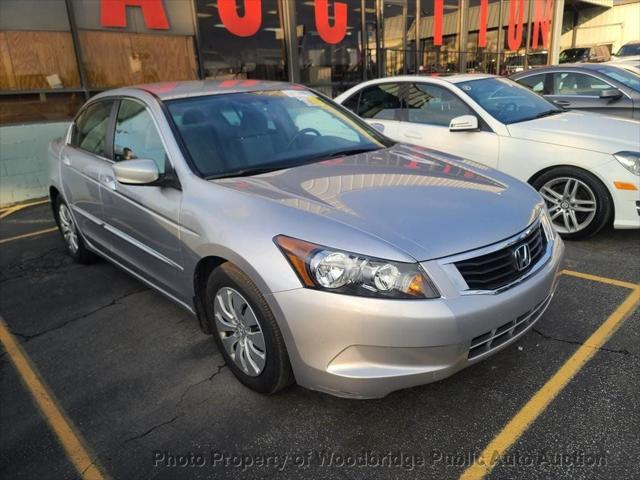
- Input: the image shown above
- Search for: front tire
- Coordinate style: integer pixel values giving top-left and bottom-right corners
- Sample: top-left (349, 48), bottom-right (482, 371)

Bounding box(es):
top-left (54, 197), bottom-right (96, 264)
top-left (532, 167), bottom-right (612, 240)
top-left (205, 263), bottom-right (293, 394)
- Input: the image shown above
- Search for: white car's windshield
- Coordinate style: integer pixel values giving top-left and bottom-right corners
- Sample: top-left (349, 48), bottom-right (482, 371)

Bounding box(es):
top-left (616, 43), bottom-right (640, 57)
top-left (456, 77), bottom-right (562, 124)
top-left (166, 89), bottom-right (390, 178)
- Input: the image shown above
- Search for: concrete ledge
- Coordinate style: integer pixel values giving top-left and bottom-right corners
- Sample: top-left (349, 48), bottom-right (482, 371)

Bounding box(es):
top-left (0, 122), bottom-right (69, 207)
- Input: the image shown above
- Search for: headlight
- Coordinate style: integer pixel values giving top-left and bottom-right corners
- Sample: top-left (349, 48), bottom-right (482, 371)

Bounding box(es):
top-left (614, 151), bottom-right (640, 176)
top-left (274, 235), bottom-right (440, 299)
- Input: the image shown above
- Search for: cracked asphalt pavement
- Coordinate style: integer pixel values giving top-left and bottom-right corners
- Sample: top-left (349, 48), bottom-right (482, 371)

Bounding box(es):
top-left (0, 204), bottom-right (638, 479)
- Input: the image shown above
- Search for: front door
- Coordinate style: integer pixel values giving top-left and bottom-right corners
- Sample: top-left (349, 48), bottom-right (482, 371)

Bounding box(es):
top-left (100, 98), bottom-right (185, 299)
top-left (547, 72), bottom-right (635, 118)
top-left (399, 83), bottom-right (500, 168)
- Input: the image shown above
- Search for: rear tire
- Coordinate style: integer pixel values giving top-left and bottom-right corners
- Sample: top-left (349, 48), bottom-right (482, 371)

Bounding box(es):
top-left (54, 196), bottom-right (96, 264)
top-left (532, 167), bottom-right (612, 240)
top-left (205, 263), bottom-right (293, 394)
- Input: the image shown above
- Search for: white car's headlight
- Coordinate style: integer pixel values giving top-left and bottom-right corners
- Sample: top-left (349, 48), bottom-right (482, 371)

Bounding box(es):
top-left (275, 236), bottom-right (439, 299)
top-left (614, 151), bottom-right (640, 176)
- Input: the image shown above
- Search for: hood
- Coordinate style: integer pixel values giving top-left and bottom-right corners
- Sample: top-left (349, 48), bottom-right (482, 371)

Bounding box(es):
top-left (507, 110), bottom-right (640, 153)
top-left (213, 144), bottom-right (542, 261)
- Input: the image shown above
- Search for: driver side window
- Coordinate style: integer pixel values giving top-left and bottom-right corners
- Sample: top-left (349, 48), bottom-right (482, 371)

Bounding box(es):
top-left (405, 84), bottom-right (472, 127)
top-left (113, 100), bottom-right (167, 174)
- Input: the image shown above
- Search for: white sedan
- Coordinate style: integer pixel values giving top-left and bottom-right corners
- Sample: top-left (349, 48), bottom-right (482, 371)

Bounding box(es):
top-left (335, 74), bottom-right (640, 239)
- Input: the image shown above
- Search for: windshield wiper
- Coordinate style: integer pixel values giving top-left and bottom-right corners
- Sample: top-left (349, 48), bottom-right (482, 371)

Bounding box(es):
top-left (324, 146), bottom-right (382, 159)
top-left (510, 109), bottom-right (562, 124)
top-left (532, 109), bottom-right (562, 120)
top-left (207, 164), bottom-right (293, 180)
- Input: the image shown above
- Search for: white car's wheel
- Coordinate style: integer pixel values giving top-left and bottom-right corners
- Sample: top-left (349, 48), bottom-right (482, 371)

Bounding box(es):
top-left (533, 167), bottom-right (612, 240)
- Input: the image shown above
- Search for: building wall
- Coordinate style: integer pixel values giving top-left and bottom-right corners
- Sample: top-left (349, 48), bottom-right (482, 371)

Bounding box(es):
top-left (561, 0), bottom-right (640, 51)
top-left (0, 122), bottom-right (68, 205)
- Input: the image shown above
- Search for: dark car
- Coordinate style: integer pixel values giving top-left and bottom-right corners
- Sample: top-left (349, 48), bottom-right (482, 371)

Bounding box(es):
top-left (511, 63), bottom-right (640, 119)
top-left (559, 46), bottom-right (611, 64)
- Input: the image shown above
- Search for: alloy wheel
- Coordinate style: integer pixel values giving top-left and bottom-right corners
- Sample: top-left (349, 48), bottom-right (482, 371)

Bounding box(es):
top-left (214, 287), bottom-right (266, 376)
top-left (58, 203), bottom-right (79, 254)
top-left (539, 177), bottom-right (597, 234)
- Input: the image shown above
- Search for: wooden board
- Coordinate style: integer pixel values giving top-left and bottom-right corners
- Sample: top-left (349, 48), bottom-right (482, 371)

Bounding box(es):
top-left (0, 31), bottom-right (81, 90)
top-left (78, 31), bottom-right (198, 88)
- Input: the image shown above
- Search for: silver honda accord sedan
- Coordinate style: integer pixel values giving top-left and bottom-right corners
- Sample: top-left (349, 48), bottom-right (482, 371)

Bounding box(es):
top-left (48, 80), bottom-right (564, 398)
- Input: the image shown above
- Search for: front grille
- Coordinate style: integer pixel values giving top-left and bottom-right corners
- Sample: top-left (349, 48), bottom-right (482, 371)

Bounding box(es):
top-left (468, 294), bottom-right (552, 360)
top-left (455, 225), bottom-right (547, 291)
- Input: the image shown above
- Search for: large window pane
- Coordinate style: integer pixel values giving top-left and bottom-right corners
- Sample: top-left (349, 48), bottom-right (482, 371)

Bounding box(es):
top-left (417, 0), bottom-right (460, 73)
top-left (196, 0), bottom-right (287, 81)
top-left (297, 0), bottom-right (364, 97)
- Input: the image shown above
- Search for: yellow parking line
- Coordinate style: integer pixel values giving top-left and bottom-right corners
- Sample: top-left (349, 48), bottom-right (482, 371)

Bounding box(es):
top-left (460, 275), bottom-right (640, 480)
top-left (0, 227), bottom-right (58, 245)
top-left (562, 269), bottom-right (639, 291)
top-left (0, 199), bottom-right (49, 220)
top-left (0, 317), bottom-right (106, 479)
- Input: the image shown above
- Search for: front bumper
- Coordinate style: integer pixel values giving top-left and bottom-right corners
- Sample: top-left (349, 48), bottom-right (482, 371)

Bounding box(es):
top-left (269, 233), bottom-right (565, 399)
top-left (594, 160), bottom-right (640, 230)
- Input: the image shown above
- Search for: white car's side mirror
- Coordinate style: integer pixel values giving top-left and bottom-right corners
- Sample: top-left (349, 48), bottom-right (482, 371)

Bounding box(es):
top-left (113, 159), bottom-right (160, 186)
top-left (449, 115), bottom-right (479, 132)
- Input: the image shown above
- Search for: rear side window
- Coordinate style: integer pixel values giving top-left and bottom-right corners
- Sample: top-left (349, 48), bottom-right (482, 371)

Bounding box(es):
top-left (357, 84), bottom-right (403, 120)
top-left (518, 74), bottom-right (546, 94)
top-left (340, 92), bottom-right (360, 113)
top-left (71, 101), bottom-right (114, 157)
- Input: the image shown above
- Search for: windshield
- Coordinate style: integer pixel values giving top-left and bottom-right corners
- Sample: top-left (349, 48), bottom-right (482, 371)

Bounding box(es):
top-left (166, 89), bottom-right (390, 178)
top-left (616, 43), bottom-right (640, 57)
top-left (559, 48), bottom-right (588, 63)
top-left (595, 65), bottom-right (640, 92)
top-left (455, 77), bottom-right (561, 124)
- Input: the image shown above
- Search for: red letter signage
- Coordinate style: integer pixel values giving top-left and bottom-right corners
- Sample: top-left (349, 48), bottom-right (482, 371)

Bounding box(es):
top-left (434, 0), bottom-right (443, 46)
top-left (315, 0), bottom-right (348, 44)
top-left (478, 0), bottom-right (488, 48)
top-left (218, 0), bottom-right (262, 37)
top-left (507, 0), bottom-right (525, 51)
top-left (532, 0), bottom-right (553, 49)
top-left (101, 0), bottom-right (169, 30)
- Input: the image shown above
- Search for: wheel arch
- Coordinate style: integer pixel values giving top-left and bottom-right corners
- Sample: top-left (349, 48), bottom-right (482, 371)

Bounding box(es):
top-left (527, 164), bottom-right (615, 228)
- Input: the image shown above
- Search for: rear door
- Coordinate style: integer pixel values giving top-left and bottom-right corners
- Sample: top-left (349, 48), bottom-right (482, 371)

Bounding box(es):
top-left (397, 82), bottom-right (500, 168)
top-left (61, 100), bottom-right (115, 251)
top-left (100, 98), bottom-right (185, 299)
top-left (343, 82), bottom-right (405, 139)
top-left (547, 71), bottom-right (634, 117)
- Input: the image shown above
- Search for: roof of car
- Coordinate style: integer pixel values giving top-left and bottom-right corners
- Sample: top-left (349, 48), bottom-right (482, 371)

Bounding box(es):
top-left (512, 63), bottom-right (631, 76)
top-left (118, 79), bottom-right (302, 101)
top-left (355, 73), bottom-right (496, 85)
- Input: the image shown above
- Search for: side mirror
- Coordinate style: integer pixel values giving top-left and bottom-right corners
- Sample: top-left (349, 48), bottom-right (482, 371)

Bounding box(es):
top-left (449, 115), bottom-right (479, 132)
top-left (112, 159), bottom-right (160, 186)
top-left (599, 88), bottom-right (622, 100)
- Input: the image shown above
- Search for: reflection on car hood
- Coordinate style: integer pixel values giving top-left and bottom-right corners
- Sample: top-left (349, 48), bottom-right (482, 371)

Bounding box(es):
top-left (213, 144), bottom-right (542, 260)
top-left (507, 110), bottom-right (640, 153)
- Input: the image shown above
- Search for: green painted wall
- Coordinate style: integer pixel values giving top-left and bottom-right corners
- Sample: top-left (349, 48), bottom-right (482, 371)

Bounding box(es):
top-left (0, 122), bottom-right (69, 206)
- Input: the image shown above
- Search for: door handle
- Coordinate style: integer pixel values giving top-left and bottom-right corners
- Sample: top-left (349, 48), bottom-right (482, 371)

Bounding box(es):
top-left (101, 174), bottom-right (117, 190)
top-left (554, 100), bottom-right (571, 107)
top-left (404, 131), bottom-right (422, 140)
